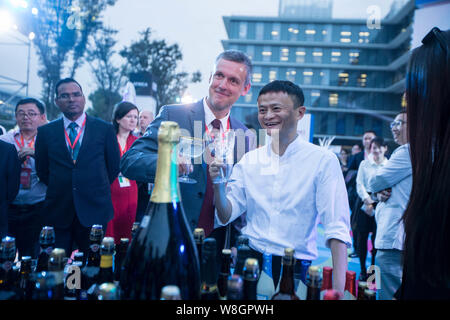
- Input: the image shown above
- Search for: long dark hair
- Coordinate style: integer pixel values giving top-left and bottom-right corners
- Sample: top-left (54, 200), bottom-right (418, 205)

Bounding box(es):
top-left (403, 28), bottom-right (450, 287)
top-left (112, 101), bottom-right (139, 134)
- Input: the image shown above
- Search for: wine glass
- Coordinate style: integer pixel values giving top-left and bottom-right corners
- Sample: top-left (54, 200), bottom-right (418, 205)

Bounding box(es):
top-left (205, 130), bottom-right (235, 184)
top-left (178, 136), bottom-right (204, 184)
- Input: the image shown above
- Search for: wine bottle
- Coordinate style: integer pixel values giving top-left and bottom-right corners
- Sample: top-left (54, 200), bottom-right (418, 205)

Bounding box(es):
top-left (160, 285), bottom-right (181, 300)
top-left (218, 249), bottom-right (231, 300)
top-left (0, 237), bottom-right (18, 298)
top-left (114, 238), bottom-right (129, 284)
top-left (48, 248), bottom-right (66, 300)
top-left (97, 237), bottom-right (115, 285)
top-left (243, 258), bottom-right (259, 300)
top-left (357, 281), bottom-right (368, 300)
top-left (234, 235), bottom-right (251, 276)
top-left (320, 266), bottom-right (332, 299)
top-left (227, 274), bottom-right (243, 300)
top-left (97, 283), bottom-right (118, 300)
top-left (271, 248), bottom-right (299, 300)
top-left (120, 121), bottom-right (201, 300)
top-left (35, 226), bottom-right (55, 272)
top-left (344, 270), bottom-right (356, 300)
top-left (323, 289), bottom-right (342, 300)
top-left (306, 266), bottom-right (322, 300)
top-left (18, 256), bottom-right (33, 300)
top-left (200, 238), bottom-right (219, 300)
top-left (194, 228), bottom-right (205, 283)
top-left (256, 253), bottom-right (274, 300)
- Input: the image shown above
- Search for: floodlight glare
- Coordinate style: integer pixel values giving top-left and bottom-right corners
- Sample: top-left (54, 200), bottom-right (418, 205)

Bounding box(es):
top-left (28, 31), bottom-right (35, 40)
top-left (31, 7), bottom-right (38, 15)
top-left (0, 10), bottom-right (14, 32)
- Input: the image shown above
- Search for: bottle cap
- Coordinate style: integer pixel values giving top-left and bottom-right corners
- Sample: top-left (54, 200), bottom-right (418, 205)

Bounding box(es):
top-left (90, 225), bottom-right (104, 242)
top-left (39, 227), bottom-right (55, 245)
top-left (243, 258), bottom-right (259, 280)
top-left (237, 235), bottom-right (249, 246)
top-left (364, 289), bottom-right (376, 299)
top-left (323, 266), bottom-right (333, 274)
top-left (308, 265), bottom-right (320, 276)
top-left (282, 248), bottom-right (295, 265)
top-left (98, 283), bottom-right (118, 300)
top-left (323, 289), bottom-right (342, 300)
top-left (194, 228), bottom-right (205, 243)
top-left (358, 281), bottom-right (368, 288)
top-left (120, 238), bottom-right (130, 244)
top-left (101, 237), bottom-right (115, 255)
top-left (161, 285), bottom-right (181, 300)
top-left (346, 270), bottom-right (356, 280)
top-left (48, 248), bottom-right (66, 270)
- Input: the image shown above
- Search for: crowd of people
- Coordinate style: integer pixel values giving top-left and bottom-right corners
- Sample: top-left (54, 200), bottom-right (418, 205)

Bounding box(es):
top-left (0, 26), bottom-right (449, 300)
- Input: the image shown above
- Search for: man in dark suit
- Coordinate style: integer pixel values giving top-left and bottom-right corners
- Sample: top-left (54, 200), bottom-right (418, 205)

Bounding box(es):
top-left (0, 140), bottom-right (21, 239)
top-left (121, 50), bottom-right (256, 257)
top-left (35, 78), bottom-right (120, 257)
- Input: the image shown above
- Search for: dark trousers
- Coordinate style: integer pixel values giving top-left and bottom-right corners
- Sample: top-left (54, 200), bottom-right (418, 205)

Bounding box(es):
top-left (8, 201), bottom-right (44, 259)
top-left (54, 215), bottom-right (107, 260)
top-left (249, 248), bottom-right (312, 288)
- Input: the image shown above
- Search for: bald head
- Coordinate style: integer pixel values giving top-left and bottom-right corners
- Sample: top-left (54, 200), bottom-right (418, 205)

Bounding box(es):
top-left (139, 110), bottom-right (154, 134)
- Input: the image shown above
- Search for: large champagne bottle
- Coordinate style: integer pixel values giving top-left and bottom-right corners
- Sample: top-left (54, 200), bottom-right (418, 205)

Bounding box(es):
top-left (120, 121), bottom-right (201, 300)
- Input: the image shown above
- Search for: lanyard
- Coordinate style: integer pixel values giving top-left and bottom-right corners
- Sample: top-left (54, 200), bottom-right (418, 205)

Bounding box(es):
top-left (14, 134), bottom-right (35, 149)
top-left (204, 118), bottom-right (230, 139)
top-left (64, 118), bottom-right (86, 151)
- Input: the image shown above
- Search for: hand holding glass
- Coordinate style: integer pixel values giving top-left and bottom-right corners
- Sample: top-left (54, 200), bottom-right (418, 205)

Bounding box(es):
top-left (205, 130), bottom-right (235, 184)
top-left (178, 136), bottom-right (204, 184)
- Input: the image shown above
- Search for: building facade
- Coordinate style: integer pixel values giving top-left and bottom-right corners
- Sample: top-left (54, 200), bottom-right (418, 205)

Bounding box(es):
top-left (222, 0), bottom-right (415, 146)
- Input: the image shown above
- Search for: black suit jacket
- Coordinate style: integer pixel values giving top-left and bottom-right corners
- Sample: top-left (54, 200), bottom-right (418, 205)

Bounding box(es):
top-left (120, 99), bottom-right (256, 231)
top-left (35, 115), bottom-right (120, 229)
top-left (0, 140), bottom-right (20, 237)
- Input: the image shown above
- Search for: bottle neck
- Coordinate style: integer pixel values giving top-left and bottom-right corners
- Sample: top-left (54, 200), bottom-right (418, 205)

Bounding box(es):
top-left (150, 140), bottom-right (180, 203)
top-left (279, 263), bottom-right (295, 294)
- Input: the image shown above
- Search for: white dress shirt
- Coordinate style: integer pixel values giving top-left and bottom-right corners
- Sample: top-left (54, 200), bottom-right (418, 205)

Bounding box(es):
top-left (367, 144), bottom-right (412, 250)
top-left (356, 156), bottom-right (388, 207)
top-left (0, 129), bottom-right (47, 205)
top-left (216, 135), bottom-right (352, 261)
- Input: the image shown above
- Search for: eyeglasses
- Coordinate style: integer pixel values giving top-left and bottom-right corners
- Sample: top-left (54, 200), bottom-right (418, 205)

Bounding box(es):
top-left (16, 111), bottom-right (40, 119)
top-left (390, 120), bottom-right (406, 129)
top-left (57, 92), bottom-right (83, 100)
top-left (422, 27), bottom-right (449, 58)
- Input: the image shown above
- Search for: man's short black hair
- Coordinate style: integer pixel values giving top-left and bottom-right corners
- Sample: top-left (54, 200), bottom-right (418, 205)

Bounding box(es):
top-left (55, 78), bottom-right (83, 97)
top-left (15, 98), bottom-right (45, 114)
top-left (257, 80), bottom-right (305, 108)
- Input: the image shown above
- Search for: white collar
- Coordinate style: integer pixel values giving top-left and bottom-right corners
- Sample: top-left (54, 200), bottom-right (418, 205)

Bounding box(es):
top-left (203, 98), bottom-right (230, 130)
top-left (63, 112), bottom-right (86, 130)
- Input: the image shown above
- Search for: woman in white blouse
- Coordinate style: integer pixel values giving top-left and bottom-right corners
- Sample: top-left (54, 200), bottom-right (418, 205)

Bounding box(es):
top-left (355, 137), bottom-right (388, 281)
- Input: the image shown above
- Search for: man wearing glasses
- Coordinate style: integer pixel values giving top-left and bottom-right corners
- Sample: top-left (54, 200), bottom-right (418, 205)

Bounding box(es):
top-left (367, 110), bottom-right (411, 300)
top-left (0, 98), bottom-right (47, 258)
top-left (35, 78), bottom-right (120, 259)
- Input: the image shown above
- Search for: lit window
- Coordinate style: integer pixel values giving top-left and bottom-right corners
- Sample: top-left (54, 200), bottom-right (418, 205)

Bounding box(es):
top-left (331, 51), bottom-right (341, 63)
top-left (313, 51), bottom-right (323, 57)
top-left (252, 73), bottom-right (262, 83)
top-left (305, 29), bottom-right (316, 35)
top-left (280, 48), bottom-right (289, 62)
top-left (329, 93), bottom-right (338, 106)
top-left (269, 69), bottom-right (277, 82)
top-left (239, 22), bottom-right (247, 39)
top-left (303, 70), bottom-right (313, 84)
top-left (349, 52), bottom-right (359, 64)
top-left (303, 71), bottom-right (314, 76)
top-left (322, 30), bottom-right (327, 35)
top-left (286, 69), bottom-right (296, 82)
top-left (245, 91), bottom-right (252, 103)
top-left (341, 31), bottom-right (352, 36)
top-left (357, 74), bottom-right (367, 87)
top-left (340, 38), bottom-right (351, 43)
top-left (296, 49), bottom-right (306, 63)
top-left (262, 51), bottom-right (272, 56)
top-left (271, 31), bottom-right (279, 36)
top-left (338, 72), bottom-right (349, 86)
top-left (272, 23), bottom-right (281, 40)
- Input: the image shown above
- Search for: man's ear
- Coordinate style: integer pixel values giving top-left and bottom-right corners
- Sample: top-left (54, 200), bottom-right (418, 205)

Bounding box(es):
top-left (241, 82), bottom-right (251, 96)
top-left (297, 106), bottom-right (306, 121)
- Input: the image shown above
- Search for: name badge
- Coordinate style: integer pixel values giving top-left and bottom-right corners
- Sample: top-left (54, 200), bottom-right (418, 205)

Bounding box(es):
top-left (118, 174), bottom-right (131, 188)
top-left (20, 167), bottom-right (32, 189)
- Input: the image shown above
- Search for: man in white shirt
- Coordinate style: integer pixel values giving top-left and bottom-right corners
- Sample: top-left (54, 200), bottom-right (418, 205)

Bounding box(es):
top-left (367, 111), bottom-right (411, 300)
top-left (211, 80), bottom-right (351, 294)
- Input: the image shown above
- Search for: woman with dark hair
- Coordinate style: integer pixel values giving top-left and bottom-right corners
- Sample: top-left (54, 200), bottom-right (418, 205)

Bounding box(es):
top-left (106, 101), bottom-right (139, 244)
top-left (355, 137), bottom-right (388, 281)
top-left (395, 27), bottom-right (450, 299)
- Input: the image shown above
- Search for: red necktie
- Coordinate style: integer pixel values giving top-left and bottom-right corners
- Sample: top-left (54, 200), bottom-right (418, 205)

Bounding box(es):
top-left (197, 119), bottom-right (221, 237)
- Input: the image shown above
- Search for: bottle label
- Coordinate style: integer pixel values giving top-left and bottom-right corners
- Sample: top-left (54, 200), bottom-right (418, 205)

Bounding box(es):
top-left (100, 255), bottom-right (113, 268)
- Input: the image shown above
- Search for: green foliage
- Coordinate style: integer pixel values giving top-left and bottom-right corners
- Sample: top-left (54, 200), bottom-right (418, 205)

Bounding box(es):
top-left (18, 0), bottom-right (116, 120)
top-left (86, 88), bottom-right (121, 122)
top-left (120, 28), bottom-right (201, 113)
